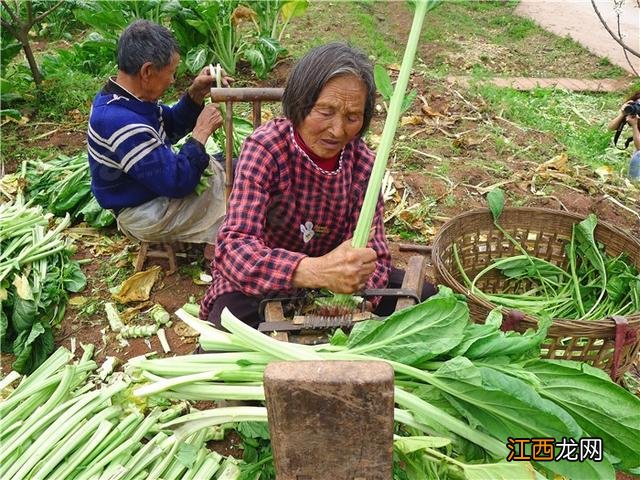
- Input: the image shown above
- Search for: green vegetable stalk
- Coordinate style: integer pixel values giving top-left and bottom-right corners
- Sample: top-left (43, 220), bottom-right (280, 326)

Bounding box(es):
top-left (351, 0), bottom-right (436, 248)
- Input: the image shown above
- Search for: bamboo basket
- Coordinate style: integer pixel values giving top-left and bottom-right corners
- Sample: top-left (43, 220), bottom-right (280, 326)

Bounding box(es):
top-left (431, 207), bottom-right (640, 379)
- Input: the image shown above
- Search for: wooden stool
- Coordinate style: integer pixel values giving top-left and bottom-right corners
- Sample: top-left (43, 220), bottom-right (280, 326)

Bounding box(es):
top-left (135, 242), bottom-right (178, 275)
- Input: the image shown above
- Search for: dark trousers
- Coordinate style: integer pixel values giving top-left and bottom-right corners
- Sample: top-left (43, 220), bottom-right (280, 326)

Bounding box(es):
top-left (206, 267), bottom-right (437, 329)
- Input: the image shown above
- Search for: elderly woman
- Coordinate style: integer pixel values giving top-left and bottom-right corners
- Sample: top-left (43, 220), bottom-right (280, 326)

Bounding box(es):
top-left (201, 42), bottom-right (436, 327)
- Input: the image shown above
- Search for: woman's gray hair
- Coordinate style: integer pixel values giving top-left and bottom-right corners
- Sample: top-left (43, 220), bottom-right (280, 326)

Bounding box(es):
top-left (117, 20), bottom-right (180, 74)
top-left (283, 43), bottom-right (375, 137)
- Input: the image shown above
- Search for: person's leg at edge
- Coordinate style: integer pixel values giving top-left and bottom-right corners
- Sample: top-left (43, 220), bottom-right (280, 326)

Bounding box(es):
top-left (628, 150), bottom-right (640, 182)
top-left (206, 291), bottom-right (262, 331)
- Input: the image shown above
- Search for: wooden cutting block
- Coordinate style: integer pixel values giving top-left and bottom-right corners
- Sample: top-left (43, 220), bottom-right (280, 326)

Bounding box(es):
top-left (264, 361), bottom-right (394, 480)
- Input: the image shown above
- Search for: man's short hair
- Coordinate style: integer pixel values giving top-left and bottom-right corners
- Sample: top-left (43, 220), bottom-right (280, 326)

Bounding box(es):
top-left (282, 43), bottom-right (375, 137)
top-left (117, 20), bottom-right (180, 74)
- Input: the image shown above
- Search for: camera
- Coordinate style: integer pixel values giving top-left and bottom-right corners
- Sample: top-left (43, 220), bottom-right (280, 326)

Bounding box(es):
top-left (623, 101), bottom-right (640, 116)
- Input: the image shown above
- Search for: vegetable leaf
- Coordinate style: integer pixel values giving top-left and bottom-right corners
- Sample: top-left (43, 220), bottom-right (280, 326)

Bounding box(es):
top-left (434, 357), bottom-right (613, 480)
top-left (63, 262), bottom-right (87, 292)
top-left (525, 359), bottom-right (640, 470)
top-left (345, 287), bottom-right (468, 365)
top-left (12, 321), bottom-right (54, 374)
top-left (486, 188), bottom-right (504, 223)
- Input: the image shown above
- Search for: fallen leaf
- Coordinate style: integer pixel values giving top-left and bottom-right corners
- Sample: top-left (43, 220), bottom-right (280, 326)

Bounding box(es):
top-left (120, 301), bottom-right (154, 321)
top-left (367, 133), bottom-right (382, 149)
top-left (421, 105), bottom-right (444, 117)
top-left (174, 321), bottom-right (199, 338)
top-left (594, 165), bottom-right (613, 180)
top-left (68, 296), bottom-right (89, 307)
top-left (113, 266), bottom-right (161, 304)
top-left (401, 115), bottom-right (424, 126)
top-left (536, 153), bottom-right (569, 173)
top-left (13, 275), bottom-right (33, 300)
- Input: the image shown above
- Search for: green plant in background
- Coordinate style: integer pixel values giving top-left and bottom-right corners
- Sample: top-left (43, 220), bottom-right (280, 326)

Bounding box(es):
top-left (0, 0), bottom-right (66, 87)
top-left (170, 0), bottom-right (247, 76)
top-left (374, 64), bottom-right (417, 114)
top-left (73, 0), bottom-right (170, 36)
top-left (245, 0), bottom-right (308, 41)
top-left (41, 32), bottom-right (117, 77)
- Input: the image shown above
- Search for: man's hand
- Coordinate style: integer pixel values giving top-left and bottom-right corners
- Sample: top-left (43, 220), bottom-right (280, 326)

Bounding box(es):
top-left (292, 239), bottom-right (377, 293)
top-left (192, 104), bottom-right (223, 144)
top-left (188, 65), bottom-right (232, 104)
top-left (626, 114), bottom-right (638, 129)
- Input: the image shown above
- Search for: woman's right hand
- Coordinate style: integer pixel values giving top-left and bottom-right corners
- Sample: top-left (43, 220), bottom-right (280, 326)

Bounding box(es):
top-left (292, 238), bottom-right (377, 293)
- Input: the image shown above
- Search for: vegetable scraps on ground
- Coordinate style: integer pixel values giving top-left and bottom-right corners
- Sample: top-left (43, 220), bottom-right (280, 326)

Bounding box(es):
top-left (453, 188), bottom-right (640, 321)
top-left (0, 197), bottom-right (86, 374)
top-left (127, 288), bottom-right (638, 480)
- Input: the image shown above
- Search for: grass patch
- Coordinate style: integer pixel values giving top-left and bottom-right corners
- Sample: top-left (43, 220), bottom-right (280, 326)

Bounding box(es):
top-left (475, 84), bottom-right (624, 169)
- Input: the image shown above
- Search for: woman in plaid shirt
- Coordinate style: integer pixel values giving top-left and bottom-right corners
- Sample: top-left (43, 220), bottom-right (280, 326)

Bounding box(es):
top-left (201, 43), bottom-right (436, 327)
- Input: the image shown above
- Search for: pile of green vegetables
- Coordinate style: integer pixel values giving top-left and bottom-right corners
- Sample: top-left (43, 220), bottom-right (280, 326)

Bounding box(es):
top-left (0, 345), bottom-right (247, 480)
top-left (0, 198), bottom-right (86, 374)
top-left (454, 189), bottom-right (640, 321)
top-left (128, 289), bottom-right (639, 480)
top-left (23, 153), bottom-right (116, 228)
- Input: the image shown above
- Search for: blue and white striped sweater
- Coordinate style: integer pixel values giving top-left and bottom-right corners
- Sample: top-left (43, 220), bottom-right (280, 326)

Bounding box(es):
top-left (87, 87), bottom-right (208, 210)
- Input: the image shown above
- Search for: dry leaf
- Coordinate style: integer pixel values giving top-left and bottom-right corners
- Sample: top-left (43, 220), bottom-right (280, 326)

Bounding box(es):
top-left (13, 275), bottom-right (33, 300)
top-left (401, 115), bottom-right (425, 126)
top-left (120, 301), bottom-right (154, 321)
top-left (68, 296), bottom-right (89, 307)
top-left (421, 105), bottom-right (444, 117)
top-left (536, 153), bottom-right (569, 173)
top-left (367, 133), bottom-right (382, 149)
top-left (595, 165), bottom-right (613, 180)
top-left (113, 266), bottom-right (161, 304)
top-left (174, 321), bottom-right (199, 338)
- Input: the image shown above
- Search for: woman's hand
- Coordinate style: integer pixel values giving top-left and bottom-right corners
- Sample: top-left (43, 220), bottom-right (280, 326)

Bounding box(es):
top-left (188, 66), bottom-right (233, 104)
top-left (292, 239), bottom-right (377, 293)
top-left (192, 103), bottom-right (223, 144)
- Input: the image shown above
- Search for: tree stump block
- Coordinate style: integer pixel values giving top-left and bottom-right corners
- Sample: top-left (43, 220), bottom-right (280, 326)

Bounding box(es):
top-left (264, 360), bottom-right (394, 480)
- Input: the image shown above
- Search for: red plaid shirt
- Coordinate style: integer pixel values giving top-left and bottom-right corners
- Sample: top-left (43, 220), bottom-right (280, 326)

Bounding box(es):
top-left (200, 118), bottom-right (391, 320)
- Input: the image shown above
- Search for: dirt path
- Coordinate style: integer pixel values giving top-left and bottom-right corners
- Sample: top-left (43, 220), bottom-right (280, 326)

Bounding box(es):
top-left (515, 0), bottom-right (640, 75)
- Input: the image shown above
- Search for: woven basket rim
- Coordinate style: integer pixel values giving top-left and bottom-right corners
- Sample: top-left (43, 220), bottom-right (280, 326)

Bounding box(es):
top-left (432, 207), bottom-right (640, 329)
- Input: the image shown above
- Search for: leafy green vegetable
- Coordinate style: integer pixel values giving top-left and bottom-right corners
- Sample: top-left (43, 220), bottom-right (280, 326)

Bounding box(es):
top-left (24, 153), bottom-right (115, 228)
top-left (461, 191), bottom-right (638, 321)
top-left (523, 359), bottom-right (640, 471)
top-left (345, 287), bottom-right (468, 365)
top-left (1, 201), bottom-right (86, 373)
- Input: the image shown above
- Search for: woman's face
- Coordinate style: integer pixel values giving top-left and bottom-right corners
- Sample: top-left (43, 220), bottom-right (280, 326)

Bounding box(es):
top-left (297, 74), bottom-right (367, 158)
